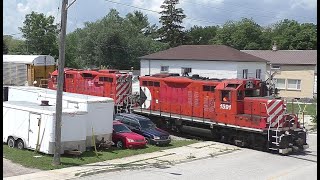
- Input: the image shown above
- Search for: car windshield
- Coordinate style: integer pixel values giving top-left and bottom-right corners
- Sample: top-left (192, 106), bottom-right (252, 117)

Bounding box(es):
top-left (113, 124), bottom-right (132, 133)
top-left (139, 120), bottom-right (156, 129)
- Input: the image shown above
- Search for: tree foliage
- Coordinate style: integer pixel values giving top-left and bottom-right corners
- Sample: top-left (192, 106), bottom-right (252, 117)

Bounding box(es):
top-left (3, 35), bottom-right (28, 54)
top-left (159, 0), bottom-right (186, 47)
top-left (185, 25), bottom-right (218, 45)
top-left (3, 39), bottom-right (8, 54)
top-left (65, 9), bottom-right (169, 69)
top-left (209, 18), bottom-right (317, 50)
top-left (19, 11), bottom-right (59, 58)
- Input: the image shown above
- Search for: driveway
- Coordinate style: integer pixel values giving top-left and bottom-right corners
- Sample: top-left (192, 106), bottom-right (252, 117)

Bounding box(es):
top-left (3, 158), bottom-right (41, 177)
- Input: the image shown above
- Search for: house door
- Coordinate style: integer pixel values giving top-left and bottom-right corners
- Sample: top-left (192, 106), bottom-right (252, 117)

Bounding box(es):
top-left (28, 113), bottom-right (41, 150)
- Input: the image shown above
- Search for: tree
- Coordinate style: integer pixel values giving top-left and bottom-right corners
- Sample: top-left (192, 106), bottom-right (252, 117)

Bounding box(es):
top-left (65, 9), bottom-right (169, 69)
top-left (185, 25), bottom-right (218, 45)
top-left (3, 39), bottom-right (8, 54)
top-left (3, 35), bottom-right (28, 54)
top-left (159, 0), bottom-right (186, 47)
top-left (19, 11), bottom-right (59, 57)
top-left (210, 18), bottom-right (264, 50)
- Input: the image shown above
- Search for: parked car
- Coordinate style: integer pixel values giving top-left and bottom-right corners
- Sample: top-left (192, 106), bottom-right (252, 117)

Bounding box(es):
top-left (114, 113), bottom-right (171, 146)
top-left (112, 121), bottom-right (146, 149)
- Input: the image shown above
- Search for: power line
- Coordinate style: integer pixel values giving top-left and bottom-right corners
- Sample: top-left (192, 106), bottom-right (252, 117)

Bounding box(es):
top-left (105, 0), bottom-right (315, 27)
top-left (104, 0), bottom-right (225, 25)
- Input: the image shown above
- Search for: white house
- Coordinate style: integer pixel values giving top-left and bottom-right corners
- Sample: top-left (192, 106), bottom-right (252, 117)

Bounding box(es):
top-left (140, 45), bottom-right (268, 80)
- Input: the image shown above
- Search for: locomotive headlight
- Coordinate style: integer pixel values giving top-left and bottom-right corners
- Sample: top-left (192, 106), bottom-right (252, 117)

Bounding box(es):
top-left (285, 131), bottom-right (290, 135)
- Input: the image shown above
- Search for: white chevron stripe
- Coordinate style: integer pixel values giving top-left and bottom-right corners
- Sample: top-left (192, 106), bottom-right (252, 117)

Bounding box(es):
top-left (267, 100), bottom-right (281, 114)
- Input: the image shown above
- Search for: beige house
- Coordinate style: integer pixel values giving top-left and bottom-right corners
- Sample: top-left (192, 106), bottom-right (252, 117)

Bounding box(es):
top-left (242, 49), bottom-right (317, 99)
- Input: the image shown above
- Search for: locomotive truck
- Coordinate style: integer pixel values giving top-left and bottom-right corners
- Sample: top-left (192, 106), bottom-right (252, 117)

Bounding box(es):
top-left (133, 73), bottom-right (309, 154)
top-left (48, 68), bottom-right (135, 113)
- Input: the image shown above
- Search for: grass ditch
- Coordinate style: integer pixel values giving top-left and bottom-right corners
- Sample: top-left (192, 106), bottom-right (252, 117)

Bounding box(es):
top-left (3, 140), bottom-right (198, 170)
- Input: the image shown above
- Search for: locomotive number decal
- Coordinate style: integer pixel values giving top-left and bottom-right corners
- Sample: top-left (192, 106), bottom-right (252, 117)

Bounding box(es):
top-left (220, 104), bottom-right (231, 110)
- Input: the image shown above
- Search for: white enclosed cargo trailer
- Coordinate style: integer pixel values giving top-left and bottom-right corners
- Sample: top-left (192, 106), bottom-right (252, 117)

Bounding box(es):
top-left (3, 101), bottom-right (87, 154)
top-left (6, 86), bottom-right (115, 147)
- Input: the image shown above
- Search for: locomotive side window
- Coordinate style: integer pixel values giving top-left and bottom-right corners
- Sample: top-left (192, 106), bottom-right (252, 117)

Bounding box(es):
top-left (108, 77), bottom-right (113, 82)
top-left (221, 90), bottom-right (231, 103)
top-left (154, 82), bottom-right (160, 87)
top-left (66, 74), bottom-right (73, 78)
top-left (142, 81), bottom-right (147, 86)
top-left (82, 73), bottom-right (93, 79)
top-left (237, 91), bottom-right (244, 100)
top-left (203, 85), bottom-right (215, 92)
top-left (147, 81), bottom-right (154, 86)
top-left (99, 77), bottom-right (113, 82)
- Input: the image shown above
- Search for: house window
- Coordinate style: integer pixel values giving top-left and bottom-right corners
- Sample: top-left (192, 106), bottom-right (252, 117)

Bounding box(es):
top-left (274, 78), bottom-right (286, 89)
top-left (256, 69), bottom-right (261, 79)
top-left (161, 66), bottom-right (169, 72)
top-left (243, 69), bottom-right (248, 79)
top-left (271, 65), bottom-right (281, 70)
top-left (181, 67), bottom-right (192, 76)
top-left (287, 79), bottom-right (301, 90)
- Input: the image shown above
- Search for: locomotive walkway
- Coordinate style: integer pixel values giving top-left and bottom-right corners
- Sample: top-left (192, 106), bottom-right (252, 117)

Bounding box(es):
top-left (4, 141), bottom-right (239, 180)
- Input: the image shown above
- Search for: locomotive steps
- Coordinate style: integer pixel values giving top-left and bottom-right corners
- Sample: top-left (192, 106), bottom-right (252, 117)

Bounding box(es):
top-left (4, 141), bottom-right (240, 180)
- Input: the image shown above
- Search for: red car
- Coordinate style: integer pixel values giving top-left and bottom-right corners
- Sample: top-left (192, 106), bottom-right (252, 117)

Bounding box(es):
top-left (112, 121), bottom-right (147, 149)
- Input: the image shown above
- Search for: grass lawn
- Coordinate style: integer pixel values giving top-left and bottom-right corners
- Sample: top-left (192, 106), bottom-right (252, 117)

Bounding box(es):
top-left (286, 103), bottom-right (317, 116)
top-left (3, 140), bottom-right (198, 170)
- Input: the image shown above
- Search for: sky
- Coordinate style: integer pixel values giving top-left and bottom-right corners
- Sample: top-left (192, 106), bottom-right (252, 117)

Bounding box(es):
top-left (4, 0), bottom-right (317, 39)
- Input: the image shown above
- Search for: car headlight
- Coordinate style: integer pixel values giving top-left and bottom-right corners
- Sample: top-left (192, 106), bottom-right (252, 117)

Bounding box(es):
top-left (153, 136), bottom-right (160, 140)
top-left (127, 138), bottom-right (134, 142)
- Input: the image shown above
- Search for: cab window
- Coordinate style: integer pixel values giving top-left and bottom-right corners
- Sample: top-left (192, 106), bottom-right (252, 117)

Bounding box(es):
top-left (221, 90), bottom-right (231, 103)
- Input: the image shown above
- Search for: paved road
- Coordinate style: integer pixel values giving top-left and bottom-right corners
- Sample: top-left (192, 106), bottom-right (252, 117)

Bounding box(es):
top-left (77, 133), bottom-right (317, 180)
top-left (3, 158), bottom-right (40, 178)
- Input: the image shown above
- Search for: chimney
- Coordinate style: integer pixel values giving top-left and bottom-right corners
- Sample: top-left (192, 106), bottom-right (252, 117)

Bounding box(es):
top-left (272, 42), bottom-right (278, 51)
top-left (40, 100), bottom-right (50, 106)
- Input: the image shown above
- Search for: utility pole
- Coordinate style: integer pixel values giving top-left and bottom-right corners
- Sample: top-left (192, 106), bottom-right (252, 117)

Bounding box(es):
top-left (53, 0), bottom-right (68, 166)
top-left (53, 0), bottom-right (77, 166)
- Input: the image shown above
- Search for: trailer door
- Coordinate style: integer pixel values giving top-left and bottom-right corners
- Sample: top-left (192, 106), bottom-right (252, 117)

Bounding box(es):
top-left (28, 113), bottom-right (41, 150)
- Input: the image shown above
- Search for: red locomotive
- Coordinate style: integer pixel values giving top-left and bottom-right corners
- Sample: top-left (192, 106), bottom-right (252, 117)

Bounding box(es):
top-left (48, 68), bottom-right (134, 112)
top-left (133, 73), bottom-right (308, 154)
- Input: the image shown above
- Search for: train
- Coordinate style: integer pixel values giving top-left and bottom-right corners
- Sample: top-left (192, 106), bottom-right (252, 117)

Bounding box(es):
top-left (47, 68), bottom-right (136, 113)
top-left (47, 69), bottom-right (308, 154)
top-left (132, 73), bottom-right (309, 155)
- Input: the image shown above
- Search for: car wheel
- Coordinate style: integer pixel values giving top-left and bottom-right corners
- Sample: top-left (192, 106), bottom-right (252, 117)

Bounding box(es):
top-left (7, 137), bottom-right (15, 148)
top-left (16, 139), bottom-right (24, 150)
top-left (146, 138), bottom-right (151, 145)
top-left (116, 140), bottom-right (124, 149)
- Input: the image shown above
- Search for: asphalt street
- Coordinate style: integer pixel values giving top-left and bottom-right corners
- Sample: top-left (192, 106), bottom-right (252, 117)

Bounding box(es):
top-left (77, 133), bottom-right (317, 180)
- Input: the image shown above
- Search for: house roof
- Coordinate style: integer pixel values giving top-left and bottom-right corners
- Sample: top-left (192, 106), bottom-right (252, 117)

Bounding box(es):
top-left (140, 45), bottom-right (268, 62)
top-left (241, 50), bottom-right (317, 65)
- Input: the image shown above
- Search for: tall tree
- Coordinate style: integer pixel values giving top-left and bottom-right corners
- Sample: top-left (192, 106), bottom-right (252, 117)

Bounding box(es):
top-left (19, 11), bottom-right (59, 57)
top-left (3, 39), bottom-right (8, 54)
top-left (159, 0), bottom-right (186, 47)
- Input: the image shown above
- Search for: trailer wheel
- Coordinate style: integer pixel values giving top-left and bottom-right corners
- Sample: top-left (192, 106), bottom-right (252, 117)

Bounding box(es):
top-left (7, 137), bottom-right (15, 148)
top-left (16, 139), bottom-right (24, 150)
top-left (116, 140), bottom-right (124, 149)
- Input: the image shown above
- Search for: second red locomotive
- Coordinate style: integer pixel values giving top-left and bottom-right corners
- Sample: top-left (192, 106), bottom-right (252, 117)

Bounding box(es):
top-left (48, 68), bottom-right (134, 112)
